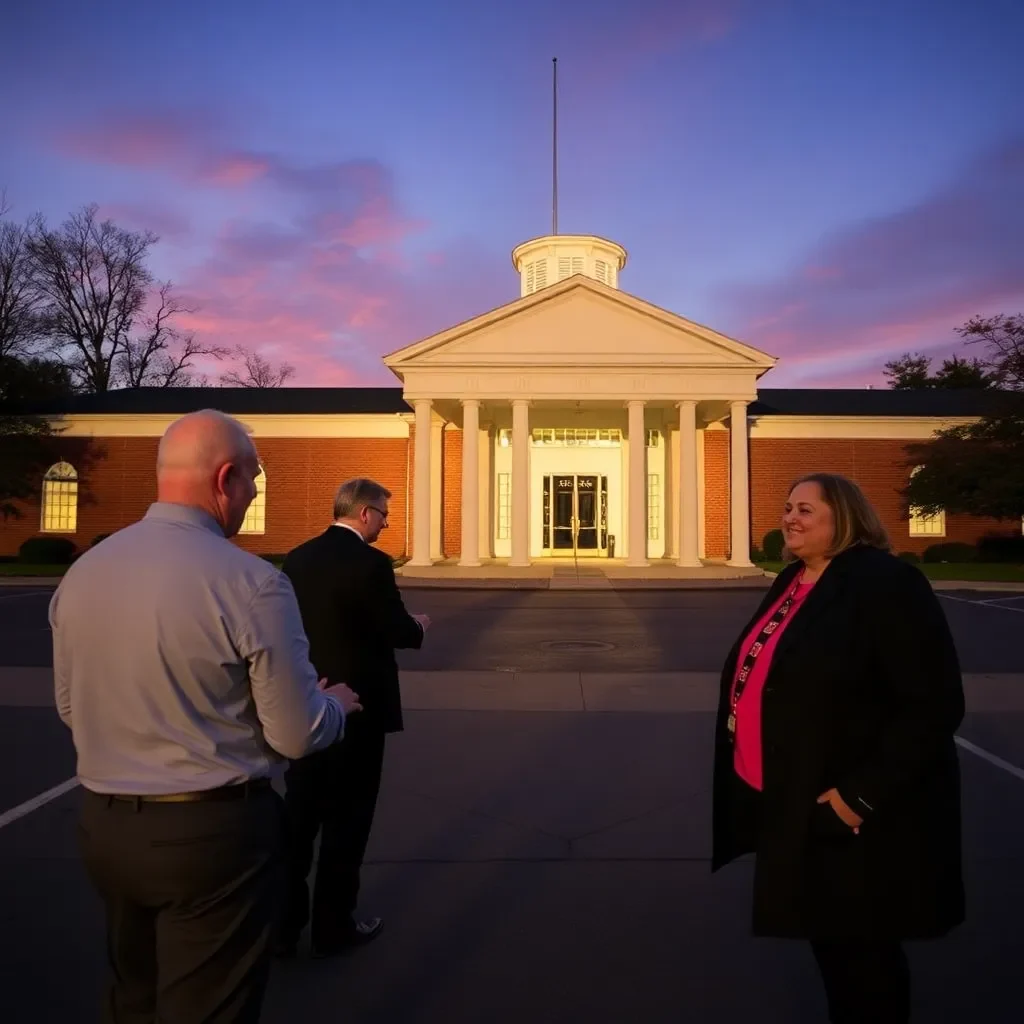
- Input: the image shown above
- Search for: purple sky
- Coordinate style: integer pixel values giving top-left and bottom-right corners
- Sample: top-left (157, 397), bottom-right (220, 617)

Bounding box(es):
top-left (2, 0), bottom-right (1022, 387)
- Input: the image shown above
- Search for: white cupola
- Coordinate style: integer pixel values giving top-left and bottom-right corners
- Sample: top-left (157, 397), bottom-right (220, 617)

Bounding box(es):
top-left (511, 234), bottom-right (628, 298)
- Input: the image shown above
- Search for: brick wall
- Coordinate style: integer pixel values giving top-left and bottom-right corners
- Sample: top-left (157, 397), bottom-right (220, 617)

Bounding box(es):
top-left (749, 437), bottom-right (1014, 556)
top-left (0, 435), bottom-right (412, 560)
top-left (442, 427), bottom-right (462, 557)
top-left (5, 427), bottom-right (1015, 563)
top-left (703, 429), bottom-right (729, 559)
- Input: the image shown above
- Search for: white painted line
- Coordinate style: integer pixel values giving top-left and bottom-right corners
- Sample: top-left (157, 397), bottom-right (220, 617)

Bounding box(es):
top-left (0, 590), bottom-right (51, 602)
top-left (938, 594), bottom-right (1024, 614)
top-left (0, 777), bottom-right (79, 830)
top-left (955, 737), bottom-right (1024, 783)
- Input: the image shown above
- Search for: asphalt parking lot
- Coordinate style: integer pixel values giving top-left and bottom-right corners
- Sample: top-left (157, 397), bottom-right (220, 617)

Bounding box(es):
top-left (3, 584), bottom-right (1024, 673)
top-left (1, 585), bottom-right (1022, 1022)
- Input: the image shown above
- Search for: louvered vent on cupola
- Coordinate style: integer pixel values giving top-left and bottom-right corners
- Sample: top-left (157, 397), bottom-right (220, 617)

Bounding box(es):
top-left (557, 256), bottom-right (584, 280)
top-left (534, 260), bottom-right (548, 291)
top-left (594, 259), bottom-right (610, 284)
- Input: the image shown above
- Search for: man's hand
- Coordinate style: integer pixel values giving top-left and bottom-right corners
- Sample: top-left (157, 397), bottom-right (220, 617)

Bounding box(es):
top-left (412, 613), bottom-right (431, 632)
top-left (817, 788), bottom-right (863, 832)
top-left (319, 678), bottom-right (362, 715)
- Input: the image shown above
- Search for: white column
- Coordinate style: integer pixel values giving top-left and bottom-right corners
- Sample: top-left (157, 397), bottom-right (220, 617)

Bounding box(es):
top-left (509, 399), bottom-right (530, 566)
top-left (430, 418), bottom-right (443, 560)
top-left (626, 400), bottom-right (648, 567)
top-left (676, 400), bottom-right (701, 567)
top-left (478, 423), bottom-right (492, 560)
top-left (727, 400), bottom-right (753, 567)
top-left (459, 400), bottom-right (481, 567)
top-left (409, 399), bottom-right (433, 566)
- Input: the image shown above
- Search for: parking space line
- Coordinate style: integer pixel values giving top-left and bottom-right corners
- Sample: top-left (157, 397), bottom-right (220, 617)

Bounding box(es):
top-left (0, 777), bottom-right (79, 830)
top-left (955, 737), bottom-right (1024, 783)
top-left (0, 590), bottom-right (51, 602)
top-left (939, 594), bottom-right (1024, 614)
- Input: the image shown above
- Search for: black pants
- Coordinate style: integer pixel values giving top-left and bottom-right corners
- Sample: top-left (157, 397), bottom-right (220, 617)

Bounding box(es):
top-left (729, 773), bottom-right (911, 1023)
top-left (77, 783), bottom-right (284, 1024)
top-left (280, 726), bottom-right (386, 948)
top-left (811, 939), bottom-right (910, 1023)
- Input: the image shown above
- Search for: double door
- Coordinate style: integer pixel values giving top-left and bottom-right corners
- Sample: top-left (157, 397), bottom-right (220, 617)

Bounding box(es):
top-left (542, 474), bottom-right (608, 554)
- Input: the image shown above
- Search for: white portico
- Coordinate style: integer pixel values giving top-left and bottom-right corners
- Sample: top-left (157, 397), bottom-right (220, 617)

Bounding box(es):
top-left (383, 234), bottom-right (776, 571)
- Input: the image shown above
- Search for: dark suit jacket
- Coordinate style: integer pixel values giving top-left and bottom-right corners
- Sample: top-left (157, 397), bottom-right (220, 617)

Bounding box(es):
top-left (282, 526), bottom-right (424, 734)
top-left (711, 544), bottom-right (966, 941)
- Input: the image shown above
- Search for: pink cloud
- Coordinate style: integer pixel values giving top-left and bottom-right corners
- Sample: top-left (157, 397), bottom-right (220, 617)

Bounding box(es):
top-left (93, 201), bottom-right (191, 240)
top-left (59, 109), bottom-right (221, 172)
top-left (718, 138), bottom-right (1024, 386)
top-left (56, 106), bottom-right (514, 385)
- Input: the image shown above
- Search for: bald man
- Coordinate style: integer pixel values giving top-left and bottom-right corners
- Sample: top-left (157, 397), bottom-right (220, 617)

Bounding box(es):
top-left (49, 409), bottom-right (361, 1024)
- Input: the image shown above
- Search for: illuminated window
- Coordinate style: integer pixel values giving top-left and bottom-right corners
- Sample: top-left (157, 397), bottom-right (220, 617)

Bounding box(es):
top-left (239, 466), bottom-right (267, 535)
top-left (647, 473), bottom-right (660, 541)
top-left (908, 466), bottom-right (945, 537)
top-left (41, 462), bottom-right (78, 533)
top-left (497, 473), bottom-right (511, 540)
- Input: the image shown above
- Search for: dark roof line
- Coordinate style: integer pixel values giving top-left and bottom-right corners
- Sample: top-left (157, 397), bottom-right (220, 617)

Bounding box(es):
top-left (12, 385), bottom-right (1011, 418)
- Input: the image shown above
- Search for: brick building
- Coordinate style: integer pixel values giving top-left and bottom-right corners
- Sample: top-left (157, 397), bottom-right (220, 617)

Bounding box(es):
top-left (2, 233), bottom-right (1013, 570)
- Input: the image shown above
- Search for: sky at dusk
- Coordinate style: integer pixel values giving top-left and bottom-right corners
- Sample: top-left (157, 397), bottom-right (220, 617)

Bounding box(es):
top-left (2, 0), bottom-right (1022, 388)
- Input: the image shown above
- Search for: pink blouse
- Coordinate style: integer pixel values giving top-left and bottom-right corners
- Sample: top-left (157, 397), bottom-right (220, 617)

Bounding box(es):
top-left (730, 577), bottom-right (815, 791)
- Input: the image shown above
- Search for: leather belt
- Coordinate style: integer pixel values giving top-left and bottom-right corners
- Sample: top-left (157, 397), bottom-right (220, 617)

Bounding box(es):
top-left (107, 778), bottom-right (272, 804)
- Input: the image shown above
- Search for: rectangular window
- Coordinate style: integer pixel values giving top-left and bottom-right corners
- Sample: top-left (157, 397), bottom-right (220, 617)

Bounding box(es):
top-left (530, 427), bottom-right (622, 447)
top-left (239, 475), bottom-right (267, 535)
top-left (41, 478), bottom-right (78, 533)
top-left (647, 473), bottom-right (660, 541)
top-left (497, 473), bottom-right (511, 540)
top-left (909, 508), bottom-right (945, 537)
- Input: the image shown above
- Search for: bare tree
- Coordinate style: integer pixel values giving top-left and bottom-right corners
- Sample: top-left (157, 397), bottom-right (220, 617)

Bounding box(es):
top-left (115, 283), bottom-right (228, 388)
top-left (219, 345), bottom-right (296, 388)
top-left (0, 191), bottom-right (42, 361)
top-left (28, 204), bottom-right (154, 390)
top-left (957, 313), bottom-right (1024, 391)
top-left (26, 204), bottom-right (212, 392)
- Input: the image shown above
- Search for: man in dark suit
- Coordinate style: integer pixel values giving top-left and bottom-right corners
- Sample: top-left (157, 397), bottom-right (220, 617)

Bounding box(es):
top-left (276, 477), bottom-right (429, 957)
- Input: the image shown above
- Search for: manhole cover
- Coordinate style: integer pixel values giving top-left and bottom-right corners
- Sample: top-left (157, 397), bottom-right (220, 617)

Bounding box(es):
top-left (539, 639), bottom-right (615, 652)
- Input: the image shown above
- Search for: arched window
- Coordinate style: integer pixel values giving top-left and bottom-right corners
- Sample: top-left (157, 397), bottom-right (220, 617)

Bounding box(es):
top-left (239, 466), bottom-right (267, 534)
top-left (41, 462), bottom-right (78, 533)
top-left (908, 466), bottom-right (945, 537)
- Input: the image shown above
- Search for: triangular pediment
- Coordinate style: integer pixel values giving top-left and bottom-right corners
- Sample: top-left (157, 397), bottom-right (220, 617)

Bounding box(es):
top-left (384, 276), bottom-right (775, 375)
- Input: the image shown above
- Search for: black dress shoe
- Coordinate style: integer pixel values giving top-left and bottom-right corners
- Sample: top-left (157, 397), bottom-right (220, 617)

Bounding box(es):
top-left (312, 917), bottom-right (384, 957)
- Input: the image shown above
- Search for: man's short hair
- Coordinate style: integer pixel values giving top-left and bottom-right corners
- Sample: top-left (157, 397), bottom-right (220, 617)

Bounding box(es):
top-left (333, 478), bottom-right (392, 519)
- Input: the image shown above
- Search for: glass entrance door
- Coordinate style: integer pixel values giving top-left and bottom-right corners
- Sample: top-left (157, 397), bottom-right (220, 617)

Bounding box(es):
top-left (542, 475), bottom-right (608, 555)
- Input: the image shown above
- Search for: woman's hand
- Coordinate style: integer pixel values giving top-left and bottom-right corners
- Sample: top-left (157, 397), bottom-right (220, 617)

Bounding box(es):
top-left (817, 788), bottom-right (863, 832)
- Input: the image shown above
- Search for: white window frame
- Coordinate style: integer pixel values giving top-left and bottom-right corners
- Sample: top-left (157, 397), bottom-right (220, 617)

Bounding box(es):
top-left (41, 462), bottom-right (78, 534)
top-left (908, 466), bottom-right (945, 538)
top-left (239, 466), bottom-right (267, 535)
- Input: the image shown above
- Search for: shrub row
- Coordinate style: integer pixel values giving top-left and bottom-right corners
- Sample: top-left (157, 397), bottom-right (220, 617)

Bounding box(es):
top-left (751, 530), bottom-right (1024, 565)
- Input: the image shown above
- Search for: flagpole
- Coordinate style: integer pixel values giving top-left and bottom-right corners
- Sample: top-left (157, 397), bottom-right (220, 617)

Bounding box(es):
top-left (552, 56), bottom-right (558, 236)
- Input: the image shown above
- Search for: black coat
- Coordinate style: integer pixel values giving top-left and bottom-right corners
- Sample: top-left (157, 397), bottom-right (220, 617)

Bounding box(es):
top-left (282, 526), bottom-right (424, 734)
top-left (711, 544), bottom-right (966, 941)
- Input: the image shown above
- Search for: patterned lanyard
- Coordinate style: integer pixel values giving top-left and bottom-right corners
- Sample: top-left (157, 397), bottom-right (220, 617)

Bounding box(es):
top-left (727, 576), bottom-right (803, 738)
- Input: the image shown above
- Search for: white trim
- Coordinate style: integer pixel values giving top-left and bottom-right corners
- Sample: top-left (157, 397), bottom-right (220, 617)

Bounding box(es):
top-left (47, 413), bottom-right (410, 439)
top-left (749, 415), bottom-right (979, 440)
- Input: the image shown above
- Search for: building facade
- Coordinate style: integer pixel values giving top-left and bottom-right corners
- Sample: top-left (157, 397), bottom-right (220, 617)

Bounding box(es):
top-left (2, 233), bottom-right (1013, 568)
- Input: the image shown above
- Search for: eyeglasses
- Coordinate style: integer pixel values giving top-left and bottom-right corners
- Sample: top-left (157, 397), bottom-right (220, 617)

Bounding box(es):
top-left (365, 505), bottom-right (389, 525)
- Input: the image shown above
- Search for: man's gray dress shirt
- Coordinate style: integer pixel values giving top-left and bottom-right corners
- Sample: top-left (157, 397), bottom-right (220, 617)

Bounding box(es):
top-left (49, 502), bottom-right (345, 795)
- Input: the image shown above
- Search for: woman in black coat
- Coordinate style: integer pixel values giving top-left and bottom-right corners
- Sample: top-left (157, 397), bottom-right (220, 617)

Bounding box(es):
top-left (712, 472), bottom-right (965, 1023)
